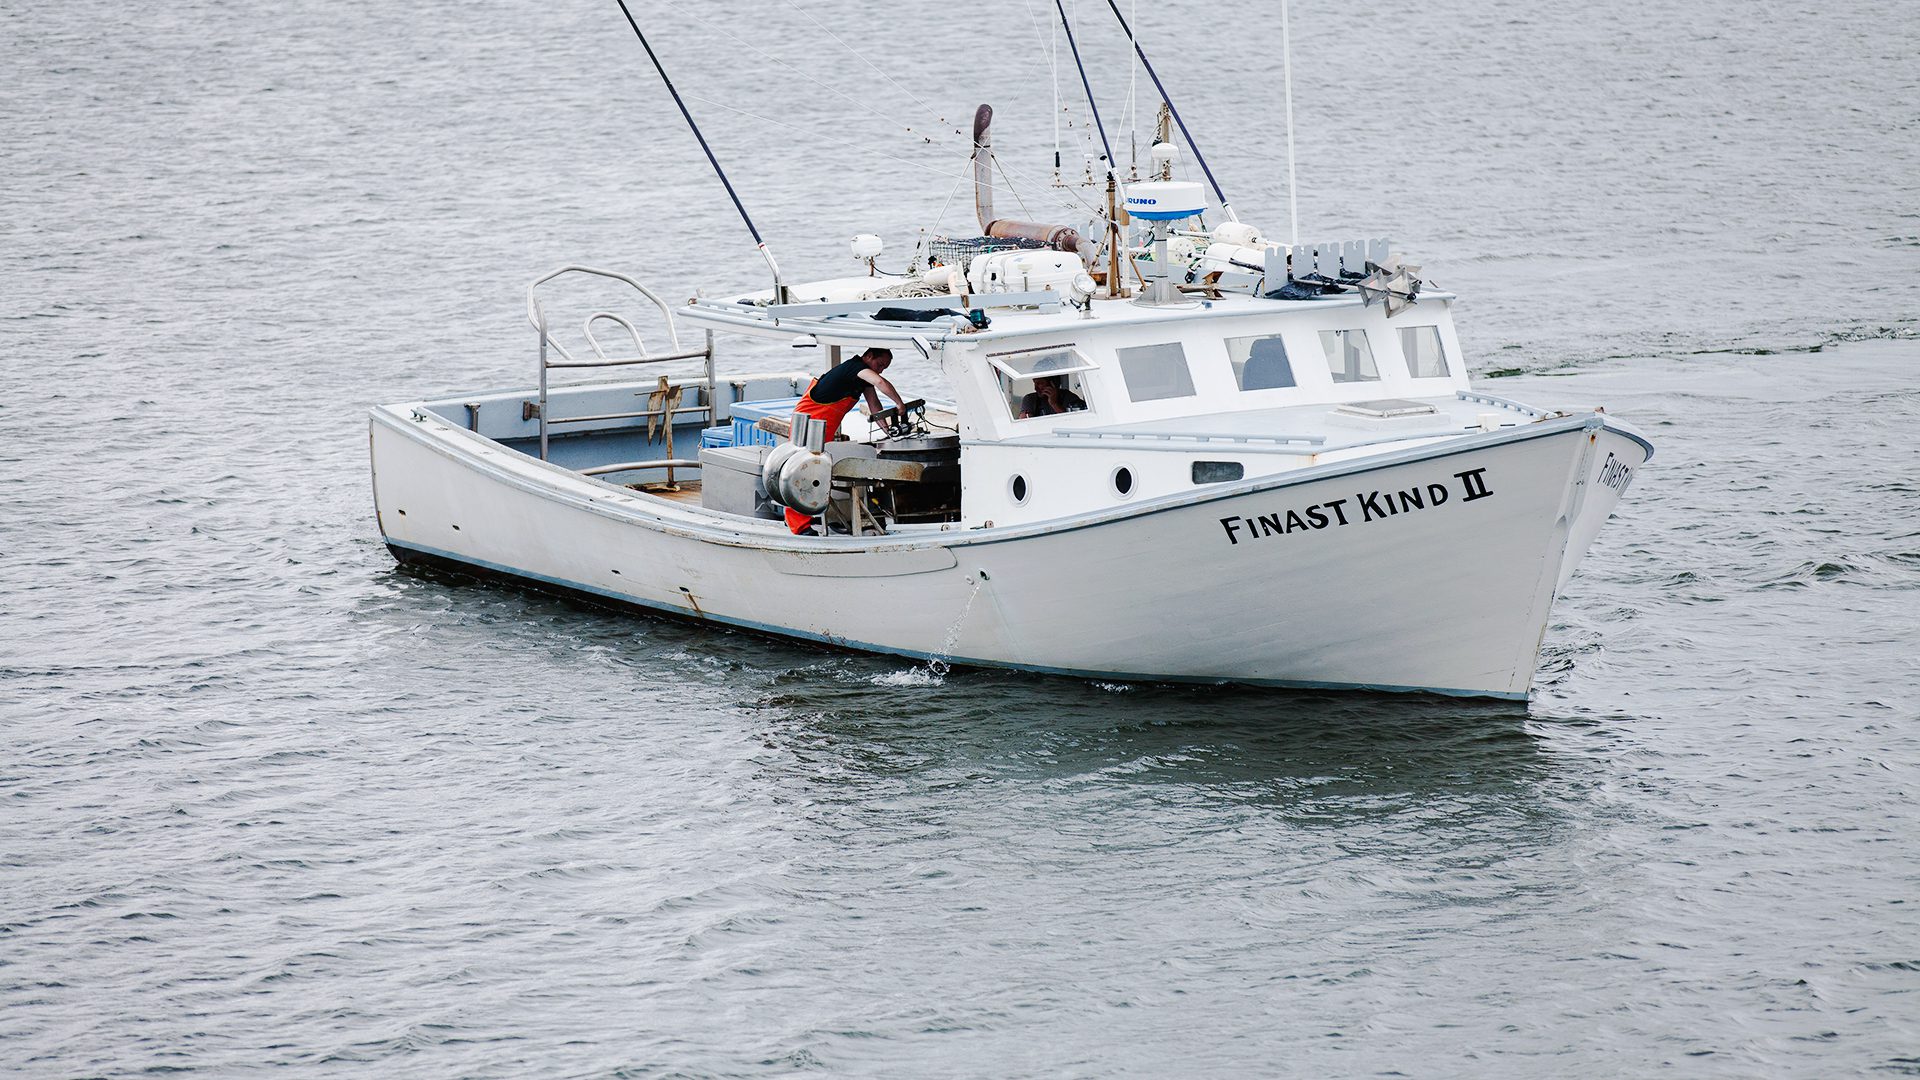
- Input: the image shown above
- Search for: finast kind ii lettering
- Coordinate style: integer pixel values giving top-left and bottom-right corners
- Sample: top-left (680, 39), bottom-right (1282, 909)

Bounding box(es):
top-left (1220, 468), bottom-right (1493, 546)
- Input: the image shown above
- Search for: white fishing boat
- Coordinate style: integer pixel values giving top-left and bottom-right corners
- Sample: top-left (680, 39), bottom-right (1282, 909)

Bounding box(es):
top-left (369, 6), bottom-right (1651, 699)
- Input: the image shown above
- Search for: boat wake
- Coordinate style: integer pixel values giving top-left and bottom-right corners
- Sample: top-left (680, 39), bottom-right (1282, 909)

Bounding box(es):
top-left (870, 666), bottom-right (944, 688)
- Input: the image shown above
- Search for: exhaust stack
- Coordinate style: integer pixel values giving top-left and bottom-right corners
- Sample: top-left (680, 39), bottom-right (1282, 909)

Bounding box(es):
top-left (971, 104), bottom-right (995, 233)
top-left (970, 104), bottom-right (1083, 255)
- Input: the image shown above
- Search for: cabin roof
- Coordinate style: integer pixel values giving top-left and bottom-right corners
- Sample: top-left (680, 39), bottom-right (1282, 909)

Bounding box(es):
top-left (680, 282), bottom-right (1455, 352)
top-left (989, 392), bottom-right (1554, 456)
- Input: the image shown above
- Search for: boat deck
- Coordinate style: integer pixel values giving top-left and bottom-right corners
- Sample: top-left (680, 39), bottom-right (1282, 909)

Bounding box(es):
top-left (501, 424), bottom-right (709, 472)
top-left (626, 480), bottom-right (703, 504)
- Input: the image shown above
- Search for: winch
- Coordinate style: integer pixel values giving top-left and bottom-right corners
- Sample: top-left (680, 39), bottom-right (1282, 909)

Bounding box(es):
top-left (869, 425), bottom-right (961, 526)
top-left (850, 401), bottom-right (961, 528)
top-left (716, 399), bottom-right (961, 534)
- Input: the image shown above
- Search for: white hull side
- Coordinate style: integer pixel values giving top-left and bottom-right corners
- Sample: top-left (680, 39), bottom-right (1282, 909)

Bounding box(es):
top-left (370, 411), bottom-right (1647, 698)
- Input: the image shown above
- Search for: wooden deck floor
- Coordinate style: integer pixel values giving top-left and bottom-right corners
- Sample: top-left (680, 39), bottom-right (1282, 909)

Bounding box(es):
top-left (625, 480), bottom-right (704, 505)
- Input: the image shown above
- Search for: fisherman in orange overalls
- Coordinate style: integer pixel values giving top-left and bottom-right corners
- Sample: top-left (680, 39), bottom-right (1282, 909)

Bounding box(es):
top-left (785, 347), bottom-right (908, 534)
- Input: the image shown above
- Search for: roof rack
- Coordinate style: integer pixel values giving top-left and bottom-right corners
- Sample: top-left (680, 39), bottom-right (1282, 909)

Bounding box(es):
top-left (682, 290), bottom-right (1069, 352)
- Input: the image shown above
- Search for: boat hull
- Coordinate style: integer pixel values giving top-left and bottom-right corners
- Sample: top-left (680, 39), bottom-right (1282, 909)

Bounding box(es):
top-left (370, 408), bottom-right (1647, 699)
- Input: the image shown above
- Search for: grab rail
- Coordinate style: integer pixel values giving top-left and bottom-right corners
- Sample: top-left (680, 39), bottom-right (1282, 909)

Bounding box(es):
top-left (526, 266), bottom-right (717, 481)
top-left (528, 265), bottom-right (681, 360)
top-left (1050, 429), bottom-right (1327, 447)
top-left (579, 458), bottom-right (704, 477)
top-left (1456, 389), bottom-right (1554, 419)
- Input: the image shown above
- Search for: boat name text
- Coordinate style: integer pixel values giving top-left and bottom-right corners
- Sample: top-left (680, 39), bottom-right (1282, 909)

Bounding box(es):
top-left (1218, 468), bottom-right (1494, 546)
top-left (1597, 452), bottom-right (1634, 493)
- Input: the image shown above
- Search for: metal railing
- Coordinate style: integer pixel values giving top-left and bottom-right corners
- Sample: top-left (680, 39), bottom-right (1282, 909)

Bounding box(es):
top-left (526, 266), bottom-right (717, 472)
top-left (1051, 428), bottom-right (1326, 447)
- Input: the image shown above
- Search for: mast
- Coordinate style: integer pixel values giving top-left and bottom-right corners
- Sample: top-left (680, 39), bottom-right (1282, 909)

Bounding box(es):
top-left (612, 0), bottom-right (790, 302)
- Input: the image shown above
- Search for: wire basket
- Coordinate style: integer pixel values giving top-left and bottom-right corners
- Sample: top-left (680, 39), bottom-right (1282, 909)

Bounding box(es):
top-left (925, 234), bottom-right (1045, 270)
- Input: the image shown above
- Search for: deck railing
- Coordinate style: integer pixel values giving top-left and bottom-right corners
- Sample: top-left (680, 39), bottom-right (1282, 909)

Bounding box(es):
top-left (526, 265), bottom-right (717, 469)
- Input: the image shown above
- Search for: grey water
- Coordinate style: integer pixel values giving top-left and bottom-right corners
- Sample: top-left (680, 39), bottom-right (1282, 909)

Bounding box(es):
top-left (4, 0), bottom-right (1918, 1075)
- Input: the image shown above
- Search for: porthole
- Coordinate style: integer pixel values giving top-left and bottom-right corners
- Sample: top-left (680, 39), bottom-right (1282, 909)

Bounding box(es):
top-left (1010, 474), bottom-right (1029, 505)
top-left (1111, 465), bottom-right (1135, 498)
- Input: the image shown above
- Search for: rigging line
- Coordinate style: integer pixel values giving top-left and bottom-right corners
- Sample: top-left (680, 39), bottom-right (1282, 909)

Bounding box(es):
top-left (929, 159), bottom-right (973, 235)
top-left (658, 0), bottom-right (961, 147)
top-left (678, 91), bottom-right (982, 185)
top-left (1016, 0), bottom-right (1063, 172)
top-left (1119, 0), bottom-right (1138, 138)
top-left (777, 0), bottom-right (951, 131)
top-left (682, 88), bottom-right (1096, 222)
top-left (988, 147), bottom-right (1105, 218)
top-left (990, 153), bottom-right (1036, 220)
top-left (1018, 0), bottom-right (1058, 80)
top-left (983, 144), bottom-right (1103, 220)
top-left (1028, 0), bottom-right (1088, 195)
top-left (612, 0), bottom-right (785, 296)
top-left (1121, 0), bottom-right (1128, 136)
top-left (1102, 0), bottom-right (1234, 220)
top-left (1053, 0), bottom-right (1113, 168)
top-left (669, 5), bottom-right (1083, 223)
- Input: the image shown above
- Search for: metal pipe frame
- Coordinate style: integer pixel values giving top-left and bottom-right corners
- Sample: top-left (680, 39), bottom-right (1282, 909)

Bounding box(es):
top-left (529, 266), bottom-right (717, 463)
top-left (543, 345), bottom-right (712, 369)
top-left (579, 458), bottom-right (705, 477)
top-left (546, 403), bottom-right (714, 426)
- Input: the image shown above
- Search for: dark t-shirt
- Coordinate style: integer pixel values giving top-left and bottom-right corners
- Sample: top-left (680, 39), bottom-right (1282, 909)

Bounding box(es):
top-left (1020, 388), bottom-right (1085, 417)
top-left (808, 357), bottom-right (872, 406)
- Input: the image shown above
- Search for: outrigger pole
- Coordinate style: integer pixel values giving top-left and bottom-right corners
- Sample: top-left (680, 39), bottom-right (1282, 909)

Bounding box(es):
top-left (1101, 0), bottom-right (1237, 223)
top-left (1053, 0), bottom-right (1114, 169)
top-left (613, 0), bottom-right (790, 303)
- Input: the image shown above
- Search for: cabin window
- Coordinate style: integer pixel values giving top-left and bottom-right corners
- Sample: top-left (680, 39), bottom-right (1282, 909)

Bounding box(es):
top-left (1115, 342), bottom-right (1197, 402)
top-left (1226, 333), bottom-right (1295, 391)
top-left (988, 346), bottom-right (1098, 422)
top-left (1399, 325), bottom-right (1450, 378)
top-left (1319, 329), bottom-right (1380, 383)
top-left (1192, 460), bottom-right (1244, 484)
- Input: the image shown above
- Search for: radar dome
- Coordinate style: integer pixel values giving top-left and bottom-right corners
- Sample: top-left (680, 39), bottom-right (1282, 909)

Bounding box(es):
top-left (1123, 181), bottom-right (1206, 221)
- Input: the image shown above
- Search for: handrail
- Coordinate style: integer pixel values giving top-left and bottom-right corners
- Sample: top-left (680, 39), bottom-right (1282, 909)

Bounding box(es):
top-left (548, 403), bottom-right (713, 426)
top-left (527, 264), bottom-right (682, 362)
top-left (580, 458), bottom-right (704, 477)
top-left (998, 426), bottom-right (1474, 457)
top-left (583, 310), bottom-right (649, 362)
top-left (543, 345), bottom-right (712, 369)
top-left (681, 301), bottom-right (949, 347)
top-left (528, 266), bottom-right (716, 473)
top-left (1051, 428), bottom-right (1327, 446)
top-left (1456, 389), bottom-right (1555, 418)
top-left (757, 290), bottom-right (1066, 319)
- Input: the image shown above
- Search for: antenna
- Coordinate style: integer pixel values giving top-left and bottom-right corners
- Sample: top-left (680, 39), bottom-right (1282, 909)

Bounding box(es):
top-left (1281, 0), bottom-right (1299, 246)
top-left (613, 0), bottom-right (789, 302)
top-left (1053, 0), bottom-right (1114, 170)
top-left (1101, 0), bottom-right (1235, 222)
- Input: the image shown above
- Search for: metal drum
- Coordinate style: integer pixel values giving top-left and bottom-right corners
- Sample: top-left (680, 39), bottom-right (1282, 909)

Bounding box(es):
top-left (873, 433), bottom-right (961, 523)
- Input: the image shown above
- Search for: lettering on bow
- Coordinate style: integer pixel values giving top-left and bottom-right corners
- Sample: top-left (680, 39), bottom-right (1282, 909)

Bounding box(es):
top-left (1218, 468), bottom-right (1494, 546)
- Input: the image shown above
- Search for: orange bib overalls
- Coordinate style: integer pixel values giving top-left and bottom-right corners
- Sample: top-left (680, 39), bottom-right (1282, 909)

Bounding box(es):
top-left (784, 379), bottom-right (859, 534)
